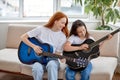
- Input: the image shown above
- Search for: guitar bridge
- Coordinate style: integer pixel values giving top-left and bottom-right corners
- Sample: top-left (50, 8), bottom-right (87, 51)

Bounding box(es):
top-left (75, 52), bottom-right (79, 57)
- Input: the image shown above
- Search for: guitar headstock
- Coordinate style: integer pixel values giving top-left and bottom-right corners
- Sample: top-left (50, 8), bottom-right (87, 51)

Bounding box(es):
top-left (118, 28), bottom-right (120, 32)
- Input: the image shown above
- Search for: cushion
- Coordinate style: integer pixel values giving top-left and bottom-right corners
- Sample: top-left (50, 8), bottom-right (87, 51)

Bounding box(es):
top-left (6, 24), bottom-right (119, 57)
top-left (70, 57), bottom-right (117, 80)
top-left (90, 57), bottom-right (117, 80)
top-left (6, 24), bottom-right (37, 48)
top-left (0, 48), bottom-right (21, 72)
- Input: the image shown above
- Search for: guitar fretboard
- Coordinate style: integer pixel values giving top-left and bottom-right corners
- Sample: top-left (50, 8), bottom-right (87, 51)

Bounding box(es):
top-left (90, 28), bottom-right (120, 48)
top-left (41, 52), bottom-right (74, 62)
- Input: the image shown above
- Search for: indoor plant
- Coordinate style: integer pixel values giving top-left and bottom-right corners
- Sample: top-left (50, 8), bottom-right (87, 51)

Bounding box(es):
top-left (75, 0), bottom-right (120, 30)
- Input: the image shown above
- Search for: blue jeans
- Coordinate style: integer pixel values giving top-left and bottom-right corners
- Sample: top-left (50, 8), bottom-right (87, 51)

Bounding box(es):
top-left (32, 60), bottom-right (60, 80)
top-left (65, 62), bottom-right (92, 80)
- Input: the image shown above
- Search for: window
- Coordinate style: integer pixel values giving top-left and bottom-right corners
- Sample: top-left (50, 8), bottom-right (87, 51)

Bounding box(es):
top-left (60, 0), bottom-right (85, 17)
top-left (0, 0), bottom-right (19, 17)
top-left (23, 0), bottom-right (53, 17)
top-left (0, 0), bottom-right (86, 19)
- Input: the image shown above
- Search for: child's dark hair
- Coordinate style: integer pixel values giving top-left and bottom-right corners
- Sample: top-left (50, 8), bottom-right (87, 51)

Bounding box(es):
top-left (69, 20), bottom-right (89, 38)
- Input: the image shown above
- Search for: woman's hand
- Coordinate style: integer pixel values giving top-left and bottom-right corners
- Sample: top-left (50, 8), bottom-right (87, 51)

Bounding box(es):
top-left (55, 52), bottom-right (66, 63)
top-left (60, 58), bottom-right (66, 63)
top-left (33, 45), bottom-right (43, 55)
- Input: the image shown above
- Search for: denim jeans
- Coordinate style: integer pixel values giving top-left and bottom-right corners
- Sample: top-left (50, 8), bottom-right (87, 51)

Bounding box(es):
top-left (65, 62), bottom-right (92, 80)
top-left (32, 60), bottom-right (59, 80)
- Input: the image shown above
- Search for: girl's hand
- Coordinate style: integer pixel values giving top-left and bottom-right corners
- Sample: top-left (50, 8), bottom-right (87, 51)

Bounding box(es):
top-left (33, 45), bottom-right (43, 55)
top-left (107, 34), bottom-right (112, 40)
top-left (79, 44), bottom-right (89, 50)
top-left (99, 34), bottom-right (112, 48)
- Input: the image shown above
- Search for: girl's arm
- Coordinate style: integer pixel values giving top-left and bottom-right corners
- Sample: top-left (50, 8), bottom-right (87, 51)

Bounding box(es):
top-left (63, 41), bottom-right (89, 51)
top-left (99, 34), bottom-right (112, 49)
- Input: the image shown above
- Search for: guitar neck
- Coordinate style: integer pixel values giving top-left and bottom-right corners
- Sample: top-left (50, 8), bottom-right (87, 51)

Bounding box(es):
top-left (90, 28), bottom-right (120, 47)
top-left (41, 52), bottom-right (74, 61)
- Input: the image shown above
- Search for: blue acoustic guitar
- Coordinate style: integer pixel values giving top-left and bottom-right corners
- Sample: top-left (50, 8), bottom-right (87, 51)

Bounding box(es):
top-left (18, 37), bottom-right (88, 70)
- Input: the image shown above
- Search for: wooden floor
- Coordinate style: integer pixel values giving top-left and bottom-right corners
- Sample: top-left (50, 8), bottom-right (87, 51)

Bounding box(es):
top-left (112, 72), bottom-right (120, 80)
top-left (0, 72), bottom-right (33, 80)
top-left (0, 71), bottom-right (119, 80)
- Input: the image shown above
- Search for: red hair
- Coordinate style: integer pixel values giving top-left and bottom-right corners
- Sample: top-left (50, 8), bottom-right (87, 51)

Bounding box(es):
top-left (44, 11), bottom-right (69, 37)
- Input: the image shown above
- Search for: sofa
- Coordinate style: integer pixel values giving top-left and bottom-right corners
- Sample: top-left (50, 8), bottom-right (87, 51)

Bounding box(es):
top-left (0, 24), bottom-right (119, 80)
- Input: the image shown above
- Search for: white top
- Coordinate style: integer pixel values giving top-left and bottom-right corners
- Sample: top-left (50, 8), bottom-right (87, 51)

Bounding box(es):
top-left (68, 35), bottom-right (94, 44)
top-left (27, 26), bottom-right (66, 53)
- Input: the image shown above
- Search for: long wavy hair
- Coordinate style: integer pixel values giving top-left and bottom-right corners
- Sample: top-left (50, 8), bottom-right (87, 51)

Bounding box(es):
top-left (69, 20), bottom-right (89, 38)
top-left (44, 11), bottom-right (69, 37)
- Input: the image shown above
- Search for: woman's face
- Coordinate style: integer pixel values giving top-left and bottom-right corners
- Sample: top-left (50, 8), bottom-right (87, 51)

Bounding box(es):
top-left (76, 26), bottom-right (86, 37)
top-left (55, 17), bottom-right (67, 31)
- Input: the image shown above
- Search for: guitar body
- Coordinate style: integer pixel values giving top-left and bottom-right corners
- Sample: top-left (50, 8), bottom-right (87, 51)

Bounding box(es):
top-left (63, 39), bottom-right (100, 70)
top-left (18, 37), bottom-right (92, 70)
top-left (18, 37), bottom-right (53, 65)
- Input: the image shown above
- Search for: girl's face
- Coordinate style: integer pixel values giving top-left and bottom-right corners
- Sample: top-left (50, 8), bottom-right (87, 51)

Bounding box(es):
top-left (54, 17), bottom-right (66, 31)
top-left (76, 26), bottom-right (86, 37)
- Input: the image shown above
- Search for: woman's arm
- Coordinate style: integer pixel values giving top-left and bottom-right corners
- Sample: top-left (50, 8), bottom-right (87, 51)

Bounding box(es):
top-left (20, 33), bottom-right (42, 55)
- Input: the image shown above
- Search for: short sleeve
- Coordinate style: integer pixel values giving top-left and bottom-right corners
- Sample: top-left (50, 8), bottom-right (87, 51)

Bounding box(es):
top-left (67, 35), bottom-right (75, 43)
top-left (56, 34), bottom-right (66, 53)
top-left (27, 26), bottom-right (42, 38)
top-left (89, 36), bottom-right (95, 41)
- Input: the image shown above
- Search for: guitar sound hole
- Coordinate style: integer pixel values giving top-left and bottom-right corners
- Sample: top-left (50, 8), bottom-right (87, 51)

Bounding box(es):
top-left (27, 47), bottom-right (32, 56)
top-left (82, 47), bottom-right (92, 53)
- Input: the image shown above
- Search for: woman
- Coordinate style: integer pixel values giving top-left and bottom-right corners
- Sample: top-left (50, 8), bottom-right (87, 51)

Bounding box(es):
top-left (20, 11), bottom-right (69, 80)
top-left (63, 20), bottom-right (112, 80)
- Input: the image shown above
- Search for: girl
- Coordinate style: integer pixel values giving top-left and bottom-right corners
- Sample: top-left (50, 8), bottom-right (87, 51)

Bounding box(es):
top-left (63, 20), bottom-right (112, 80)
